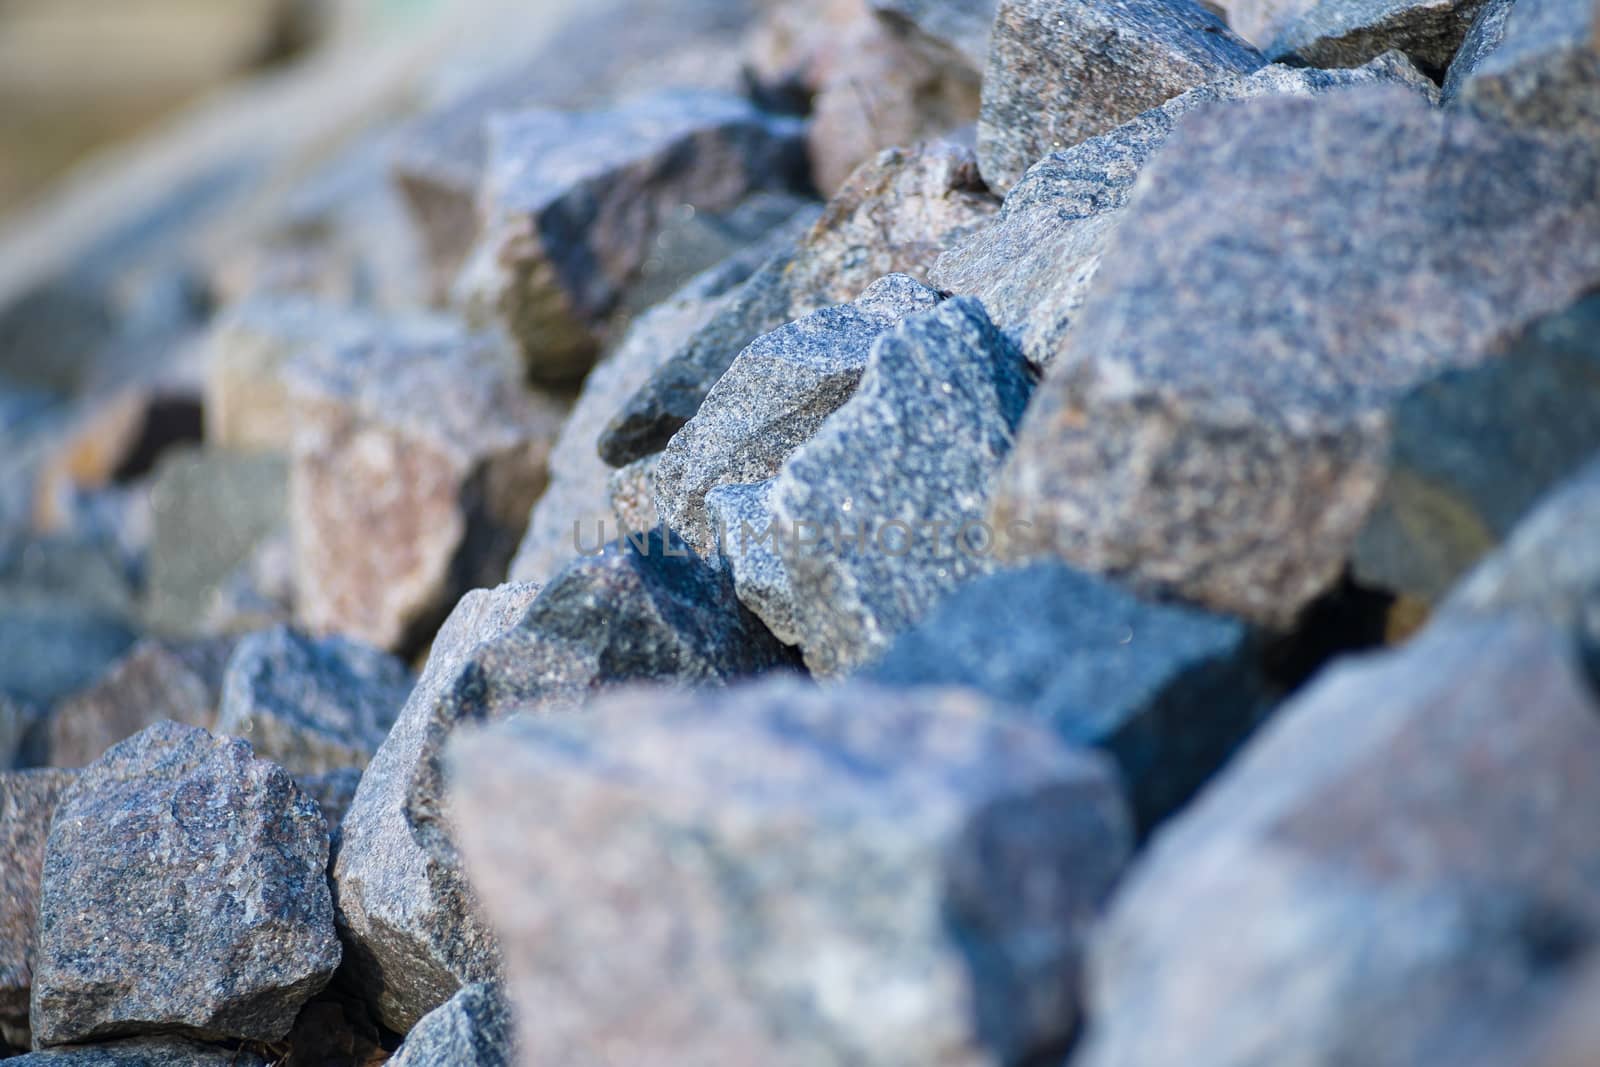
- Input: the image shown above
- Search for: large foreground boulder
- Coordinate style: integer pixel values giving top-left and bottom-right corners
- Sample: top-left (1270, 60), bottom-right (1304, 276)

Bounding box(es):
top-left (30, 722), bottom-right (339, 1047)
top-left (451, 678), bottom-right (1132, 1067)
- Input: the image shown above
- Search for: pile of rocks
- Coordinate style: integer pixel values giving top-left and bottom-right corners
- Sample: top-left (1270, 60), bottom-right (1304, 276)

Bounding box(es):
top-left (2, 0), bottom-right (1599, 1062)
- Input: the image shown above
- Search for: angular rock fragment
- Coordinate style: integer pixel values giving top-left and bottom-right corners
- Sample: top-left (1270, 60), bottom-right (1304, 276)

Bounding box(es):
top-left (332, 581), bottom-right (542, 1034)
top-left (706, 479), bottom-right (804, 646)
top-left (606, 456), bottom-right (661, 537)
top-left (599, 143), bottom-right (997, 465)
top-left (508, 210), bottom-right (817, 585)
top-left (772, 298), bottom-right (1035, 676)
top-left (47, 638), bottom-right (233, 769)
top-left (657, 274), bottom-right (943, 552)
top-left (1, 770), bottom-right (77, 1049)
top-left (388, 983), bottom-right (513, 1067)
top-left (204, 296), bottom-right (376, 453)
top-left (0, 1038), bottom-right (270, 1066)
top-left (143, 447), bottom-right (288, 638)
top-left (214, 626), bottom-right (413, 776)
top-left (1264, 0), bottom-right (1494, 71)
top-left (990, 89), bottom-right (1600, 627)
top-left (1351, 294), bottom-right (1600, 604)
top-left (870, 0), bottom-right (1001, 70)
top-left (451, 678), bottom-right (1132, 1067)
top-left (934, 54), bottom-right (1435, 369)
top-left (453, 90), bottom-right (807, 384)
top-left (977, 0), bottom-right (1263, 194)
top-left (864, 563), bottom-right (1266, 828)
top-left (31, 722), bottom-right (340, 1047)
top-left (1444, 0), bottom-right (1600, 130)
top-left (1076, 617), bottom-right (1600, 1067)
top-left (287, 316), bottom-right (565, 652)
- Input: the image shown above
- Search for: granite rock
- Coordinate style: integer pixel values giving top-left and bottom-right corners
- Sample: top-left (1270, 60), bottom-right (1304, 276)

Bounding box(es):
top-left (286, 316), bottom-right (565, 653)
top-left (0, 1038), bottom-right (270, 1066)
top-left (47, 638), bottom-right (233, 769)
top-left (933, 55), bottom-right (1437, 369)
top-left (1264, 0), bottom-right (1494, 72)
top-left (295, 766), bottom-right (363, 837)
top-left (453, 90), bottom-right (807, 384)
top-left (331, 581), bottom-right (543, 1034)
top-left (214, 627), bottom-right (413, 776)
top-left (0, 770), bottom-right (77, 1047)
top-left (870, 0), bottom-right (1000, 69)
top-left (31, 722), bottom-right (339, 1046)
top-left (772, 297), bottom-right (1035, 676)
top-left (450, 678), bottom-right (1132, 1067)
top-left (606, 456), bottom-right (662, 538)
top-left (388, 983), bottom-right (513, 1067)
top-left (1444, 0), bottom-right (1600, 130)
top-left (1351, 294), bottom-right (1600, 605)
top-left (706, 479), bottom-right (804, 646)
top-left (977, 0), bottom-right (1263, 194)
top-left (599, 143), bottom-right (996, 465)
top-left (990, 88), bottom-right (1600, 627)
top-left (1076, 616), bottom-right (1600, 1067)
top-left (508, 209), bottom-right (818, 585)
top-left (863, 562), bottom-right (1266, 829)
top-left (656, 273), bottom-right (943, 553)
top-left (142, 448), bottom-right (288, 639)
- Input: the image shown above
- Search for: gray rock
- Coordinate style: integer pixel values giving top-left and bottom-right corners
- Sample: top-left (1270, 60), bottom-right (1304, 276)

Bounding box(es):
top-left (0, 1037), bottom-right (269, 1066)
top-left (331, 581), bottom-right (542, 1034)
top-left (1444, 456), bottom-right (1600, 646)
top-left (453, 90), bottom-right (807, 385)
top-left (977, 0), bottom-right (1263, 194)
top-left (1, 770), bottom-right (77, 1046)
top-left (863, 562), bottom-right (1266, 829)
top-left (388, 983), bottom-right (513, 1067)
top-left (656, 274), bottom-right (944, 553)
top-left (286, 315), bottom-right (566, 653)
top-left (47, 638), bottom-right (233, 769)
top-left (1075, 616), bottom-right (1600, 1067)
top-left (142, 448), bottom-right (288, 639)
top-left (934, 55), bottom-right (1437, 369)
top-left (771, 297), bottom-right (1035, 677)
top-left (1265, 0), bottom-right (1494, 71)
top-left (606, 456), bottom-right (661, 538)
top-left (215, 627), bottom-right (413, 776)
top-left (31, 722), bottom-right (339, 1046)
top-left (295, 766), bottom-right (363, 837)
top-left (706, 479), bottom-right (803, 647)
top-left (508, 209), bottom-right (816, 586)
top-left (450, 678), bottom-right (1132, 1067)
top-left (1, 696), bottom-right (43, 769)
top-left (990, 88), bottom-right (1600, 628)
top-left (1351, 294), bottom-right (1600, 605)
top-left (599, 143), bottom-right (997, 465)
top-left (869, 0), bottom-right (1000, 69)
top-left (1444, 0), bottom-right (1600, 130)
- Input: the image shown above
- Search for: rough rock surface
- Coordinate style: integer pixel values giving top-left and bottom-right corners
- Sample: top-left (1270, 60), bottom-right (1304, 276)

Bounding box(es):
top-left (214, 626), bottom-right (413, 776)
top-left (451, 678), bottom-right (1132, 1067)
top-left (1444, 0), bottom-right (1600, 130)
top-left (0, 1038), bottom-right (270, 1066)
top-left (31, 722), bottom-right (339, 1047)
top-left (1, 770), bottom-right (77, 1046)
top-left (295, 766), bottom-right (363, 836)
top-left (286, 316), bottom-right (565, 653)
top-left (990, 88), bottom-right (1600, 627)
top-left (1351, 294), bottom-right (1600, 604)
top-left (47, 638), bottom-right (233, 769)
top-left (705, 479), bottom-right (804, 646)
top-left (142, 448), bottom-right (287, 638)
top-left (772, 297), bottom-right (1035, 676)
top-left (863, 563), bottom-right (1265, 829)
top-left (388, 983), bottom-right (513, 1067)
top-left (1264, 0), bottom-right (1494, 72)
top-left (453, 90), bottom-right (807, 384)
top-left (331, 581), bottom-right (543, 1034)
top-left (508, 208), bottom-right (818, 585)
top-left (656, 273), bottom-right (944, 552)
top-left (934, 55), bottom-right (1436, 369)
top-left (606, 456), bottom-right (661, 537)
top-left (599, 142), bottom-right (997, 465)
top-left (1075, 616), bottom-right (1600, 1067)
top-left (977, 0), bottom-right (1263, 194)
